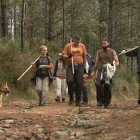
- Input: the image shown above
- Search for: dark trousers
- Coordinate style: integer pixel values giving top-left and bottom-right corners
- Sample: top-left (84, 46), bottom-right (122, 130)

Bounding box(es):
top-left (66, 65), bottom-right (84, 103)
top-left (73, 83), bottom-right (88, 102)
top-left (138, 73), bottom-right (140, 100)
top-left (95, 69), bottom-right (112, 107)
top-left (83, 85), bottom-right (88, 102)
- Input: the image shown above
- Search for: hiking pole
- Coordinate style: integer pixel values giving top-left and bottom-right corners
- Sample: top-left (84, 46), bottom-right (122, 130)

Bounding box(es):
top-left (118, 46), bottom-right (140, 55)
top-left (70, 37), bottom-right (74, 74)
top-left (17, 55), bottom-right (40, 81)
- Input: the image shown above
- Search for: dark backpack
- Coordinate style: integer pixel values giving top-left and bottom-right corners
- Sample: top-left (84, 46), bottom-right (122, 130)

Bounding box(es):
top-left (31, 56), bottom-right (53, 86)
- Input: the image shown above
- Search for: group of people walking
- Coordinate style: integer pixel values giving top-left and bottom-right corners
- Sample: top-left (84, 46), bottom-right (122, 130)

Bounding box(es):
top-left (31, 36), bottom-right (140, 109)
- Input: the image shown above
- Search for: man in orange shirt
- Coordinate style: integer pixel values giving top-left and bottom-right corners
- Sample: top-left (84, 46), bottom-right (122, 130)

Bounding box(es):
top-left (62, 36), bottom-right (87, 106)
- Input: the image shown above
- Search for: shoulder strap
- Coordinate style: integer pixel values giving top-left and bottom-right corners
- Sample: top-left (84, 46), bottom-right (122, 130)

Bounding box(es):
top-left (46, 56), bottom-right (51, 64)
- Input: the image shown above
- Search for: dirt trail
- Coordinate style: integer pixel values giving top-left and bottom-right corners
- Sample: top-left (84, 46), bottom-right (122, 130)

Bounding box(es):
top-left (0, 100), bottom-right (140, 140)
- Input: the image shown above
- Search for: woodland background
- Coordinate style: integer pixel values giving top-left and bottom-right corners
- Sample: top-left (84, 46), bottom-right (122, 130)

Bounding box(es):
top-left (0, 0), bottom-right (139, 100)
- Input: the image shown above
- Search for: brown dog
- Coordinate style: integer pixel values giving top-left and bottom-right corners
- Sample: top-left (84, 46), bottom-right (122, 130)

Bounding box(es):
top-left (0, 82), bottom-right (10, 107)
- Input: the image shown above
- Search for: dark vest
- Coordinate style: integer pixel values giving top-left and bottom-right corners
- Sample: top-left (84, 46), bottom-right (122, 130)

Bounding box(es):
top-left (36, 56), bottom-right (52, 77)
top-left (98, 48), bottom-right (114, 70)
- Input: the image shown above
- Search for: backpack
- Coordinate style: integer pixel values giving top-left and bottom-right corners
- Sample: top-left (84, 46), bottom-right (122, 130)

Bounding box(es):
top-left (87, 55), bottom-right (94, 74)
top-left (31, 56), bottom-right (53, 86)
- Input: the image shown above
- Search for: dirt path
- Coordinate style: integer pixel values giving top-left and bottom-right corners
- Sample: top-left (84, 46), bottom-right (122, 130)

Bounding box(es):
top-left (0, 100), bottom-right (140, 140)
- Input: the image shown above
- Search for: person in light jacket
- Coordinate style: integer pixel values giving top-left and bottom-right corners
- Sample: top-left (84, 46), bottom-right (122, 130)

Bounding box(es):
top-left (53, 55), bottom-right (68, 102)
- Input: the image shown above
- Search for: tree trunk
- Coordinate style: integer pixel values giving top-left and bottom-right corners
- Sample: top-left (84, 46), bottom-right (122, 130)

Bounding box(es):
top-left (21, 0), bottom-right (26, 51)
top-left (98, 0), bottom-right (103, 42)
top-left (62, 0), bottom-right (65, 47)
top-left (70, 0), bottom-right (73, 37)
top-left (98, 0), bottom-right (108, 43)
top-left (14, 3), bottom-right (17, 38)
top-left (1, 0), bottom-right (8, 37)
top-left (44, 0), bottom-right (48, 43)
top-left (48, 0), bottom-right (54, 42)
top-left (11, 6), bottom-right (14, 39)
top-left (108, 0), bottom-right (113, 46)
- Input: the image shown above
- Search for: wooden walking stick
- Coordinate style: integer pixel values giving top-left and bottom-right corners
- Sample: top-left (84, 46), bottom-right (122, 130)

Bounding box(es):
top-left (17, 55), bottom-right (40, 81)
top-left (70, 37), bottom-right (74, 74)
top-left (118, 46), bottom-right (140, 55)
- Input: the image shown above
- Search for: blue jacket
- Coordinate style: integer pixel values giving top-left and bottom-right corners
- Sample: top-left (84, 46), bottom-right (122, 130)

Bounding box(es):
top-left (87, 55), bottom-right (94, 74)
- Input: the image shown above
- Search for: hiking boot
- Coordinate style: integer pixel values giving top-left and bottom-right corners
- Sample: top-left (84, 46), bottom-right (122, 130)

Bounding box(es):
top-left (62, 98), bottom-right (65, 102)
top-left (138, 99), bottom-right (140, 105)
top-left (76, 102), bottom-right (81, 107)
top-left (39, 103), bottom-right (45, 106)
top-left (104, 105), bottom-right (111, 109)
top-left (55, 96), bottom-right (60, 102)
top-left (82, 101), bottom-right (88, 105)
top-left (39, 102), bottom-right (46, 106)
top-left (68, 97), bottom-right (74, 105)
top-left (97, 102), bottom-right (103, 106)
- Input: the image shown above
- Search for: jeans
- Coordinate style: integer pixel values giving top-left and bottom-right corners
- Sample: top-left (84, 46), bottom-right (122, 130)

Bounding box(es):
top-left (83, 84), bottom-right (88, 102)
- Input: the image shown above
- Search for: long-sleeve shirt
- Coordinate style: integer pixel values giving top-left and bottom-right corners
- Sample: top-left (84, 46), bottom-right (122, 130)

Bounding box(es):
top-left (53, 58), bottom-right (66, 79)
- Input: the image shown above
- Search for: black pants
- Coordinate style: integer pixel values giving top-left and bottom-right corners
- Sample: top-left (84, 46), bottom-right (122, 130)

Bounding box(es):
top-left (95, 69), bottom-right (112, 107)
top-left (66, 65), bottom-right (84, 103)
top-left (138, 73), bottom-right (140, 100)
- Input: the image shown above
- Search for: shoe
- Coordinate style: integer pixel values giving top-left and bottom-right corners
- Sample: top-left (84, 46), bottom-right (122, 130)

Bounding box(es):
top-left (68, 97), bottom-right (74, 105)
top-left (76, 102), bottom-right (81, 107)
top-left (62, 98), bottom-right (65, 102)
top-left (138, 100), bottom-right (140, 105)
top-left (104, 105), bottom-right (111, 109)
top-left (73, 100), bottom-right (76, 103)
top-left (97, 102), bottom-right (103, 106)
top-left (39, 104), bottom-right (45, 106)
top-left (55, 96), bottom-right (60, 102)
top-left (39, 102), bottom-right (46, 106)
top-left (82, 101), bottom-right (88, 105)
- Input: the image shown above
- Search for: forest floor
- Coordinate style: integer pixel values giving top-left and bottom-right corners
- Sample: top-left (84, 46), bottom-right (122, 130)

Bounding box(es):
top-left (0, 99), bottom-right (140, 140)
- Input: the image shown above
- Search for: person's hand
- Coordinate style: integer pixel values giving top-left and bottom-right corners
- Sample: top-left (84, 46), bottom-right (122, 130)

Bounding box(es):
top-left (31, 62), bottom-right (35, 65)
top-left (120, 50), bottom-right (126, 54)
top-left (68, 53), bottom-right (74, 58)
top-left (83, 74), bottom-right (88, 79)
top-left (39, 65), bottom-right (46, 69)
top-left (93, 73), bottom-right (97, 82)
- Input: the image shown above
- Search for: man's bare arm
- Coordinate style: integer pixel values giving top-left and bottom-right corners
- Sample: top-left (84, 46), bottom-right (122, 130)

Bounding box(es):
top-left (113, 51), bottom-right (119, 66)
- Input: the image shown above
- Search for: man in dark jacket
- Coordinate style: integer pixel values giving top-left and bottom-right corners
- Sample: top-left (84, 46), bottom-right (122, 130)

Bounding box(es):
top-left (121, 47), bottom-right (140, 104)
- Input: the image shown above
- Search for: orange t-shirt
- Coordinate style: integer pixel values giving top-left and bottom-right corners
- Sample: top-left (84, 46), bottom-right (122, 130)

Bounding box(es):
top-left (62, 42), bottom-right (87, 67)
